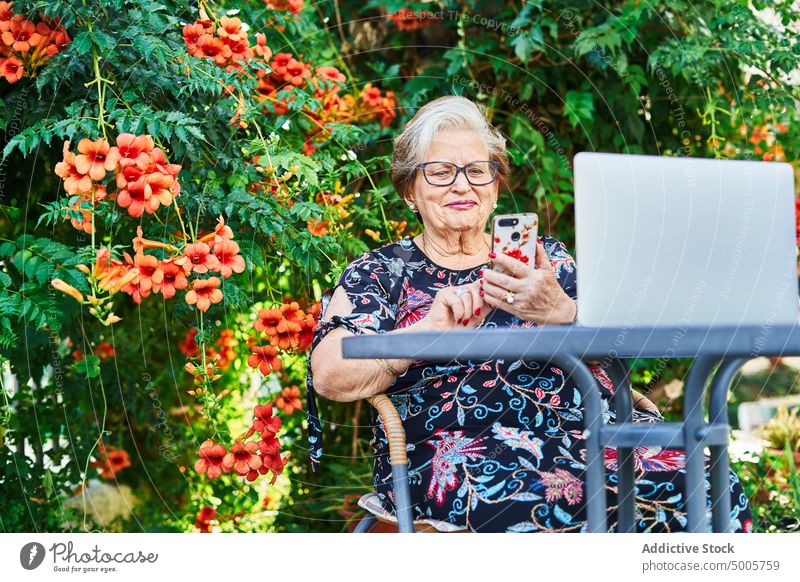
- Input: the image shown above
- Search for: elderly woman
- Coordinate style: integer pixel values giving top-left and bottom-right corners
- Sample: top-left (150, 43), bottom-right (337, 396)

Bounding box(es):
top-left (306, 96), bottom-right (753, 533)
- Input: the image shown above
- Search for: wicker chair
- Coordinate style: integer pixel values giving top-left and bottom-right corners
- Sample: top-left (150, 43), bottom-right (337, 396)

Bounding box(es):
top-left (318, 288), bottom-right (459, 533)
top-left (351, 393), bottom-right (464, 533)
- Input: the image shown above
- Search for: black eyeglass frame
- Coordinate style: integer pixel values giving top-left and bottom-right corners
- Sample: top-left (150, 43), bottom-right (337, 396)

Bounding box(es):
top-left (415, 160), bottom-right (500, 186)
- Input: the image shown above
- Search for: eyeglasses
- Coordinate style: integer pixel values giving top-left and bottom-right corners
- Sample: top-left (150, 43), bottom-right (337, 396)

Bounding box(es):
top-left (415, 160), bottom-right (500, 186)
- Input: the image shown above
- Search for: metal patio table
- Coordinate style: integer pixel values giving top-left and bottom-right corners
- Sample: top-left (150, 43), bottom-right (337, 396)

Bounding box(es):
top-left (342, 322), bottom-right (800, 533)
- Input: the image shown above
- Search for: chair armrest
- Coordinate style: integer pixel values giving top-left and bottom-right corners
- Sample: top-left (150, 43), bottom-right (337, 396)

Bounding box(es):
top-left (367, 394), bottom-right (407, 465)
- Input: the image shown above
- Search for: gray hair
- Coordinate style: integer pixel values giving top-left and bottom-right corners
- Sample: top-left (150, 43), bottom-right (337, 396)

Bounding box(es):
top-left (390, 95), bottom-right (510, 206)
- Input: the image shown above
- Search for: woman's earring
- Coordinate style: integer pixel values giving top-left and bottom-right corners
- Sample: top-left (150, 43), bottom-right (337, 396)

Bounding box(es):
top-left (408, 202), bottom-right (417, 213)
top-left (492, 200), bottom-right (498, 210)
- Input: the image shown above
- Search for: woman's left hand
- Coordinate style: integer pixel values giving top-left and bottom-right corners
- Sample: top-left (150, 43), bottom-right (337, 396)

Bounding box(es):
top-left (480, 238), bottom-right (577, 325)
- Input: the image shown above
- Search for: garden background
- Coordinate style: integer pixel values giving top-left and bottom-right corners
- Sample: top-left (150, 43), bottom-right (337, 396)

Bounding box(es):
top-left (1, 0), bottom-right (799, 533)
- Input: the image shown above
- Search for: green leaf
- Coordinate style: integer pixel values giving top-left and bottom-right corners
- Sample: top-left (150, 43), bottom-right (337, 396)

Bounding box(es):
top-left (563, 90), bottom-right (595, 128)
top-left (92, 30), bottom-right (117, 52)
top-left (70, 31), bottom-right (93, 55)
top-left (512, 33), bottom-right (531, 63)
top-left (74, 355), bottom-right (101, 379)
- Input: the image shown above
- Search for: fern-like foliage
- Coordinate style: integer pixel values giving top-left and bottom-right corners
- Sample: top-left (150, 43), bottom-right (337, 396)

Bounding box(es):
top-left (0, 237), bottom-right (85, 349)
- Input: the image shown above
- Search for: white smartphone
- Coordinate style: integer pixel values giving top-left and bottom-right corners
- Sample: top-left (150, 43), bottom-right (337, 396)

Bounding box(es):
top-left (491, 213), bottom-right (539, 275)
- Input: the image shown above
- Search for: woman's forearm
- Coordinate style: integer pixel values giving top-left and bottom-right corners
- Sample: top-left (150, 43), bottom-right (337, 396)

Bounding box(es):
top-left (310, 317), bottom-right (437, 402)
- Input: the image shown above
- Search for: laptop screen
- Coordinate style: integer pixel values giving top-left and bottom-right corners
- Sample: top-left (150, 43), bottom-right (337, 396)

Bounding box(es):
top-left (573, 152), bottom-right (798, 328)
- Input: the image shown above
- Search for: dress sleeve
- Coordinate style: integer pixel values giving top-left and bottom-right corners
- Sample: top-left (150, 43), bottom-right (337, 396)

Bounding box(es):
top-left (305, 250), bottom-right (400, 471)
top-left (543, 235), bottom-right (577, 300)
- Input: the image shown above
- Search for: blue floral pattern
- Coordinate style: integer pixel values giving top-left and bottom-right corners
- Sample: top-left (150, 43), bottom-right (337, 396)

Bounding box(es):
top-left (306, 235), bottom-right (754, 532)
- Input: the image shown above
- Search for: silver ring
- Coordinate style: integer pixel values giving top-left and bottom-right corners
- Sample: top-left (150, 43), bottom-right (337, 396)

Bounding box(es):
top-left (454, 288), bottom-right (467, 297)
top-left (504, 290), bottom-right (515, 304)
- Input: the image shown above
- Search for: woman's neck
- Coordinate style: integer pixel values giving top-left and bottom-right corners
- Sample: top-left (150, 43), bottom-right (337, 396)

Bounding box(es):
top-left (416, 228), bottom-right (491, 270)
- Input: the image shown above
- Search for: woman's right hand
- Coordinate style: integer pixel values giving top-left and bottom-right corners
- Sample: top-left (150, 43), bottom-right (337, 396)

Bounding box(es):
top-left (420, 281), bottom-right (492, 331)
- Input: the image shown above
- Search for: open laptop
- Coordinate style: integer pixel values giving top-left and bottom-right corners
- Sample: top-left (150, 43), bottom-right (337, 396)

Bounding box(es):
top-left (573, 152), bottom-right (798, 327)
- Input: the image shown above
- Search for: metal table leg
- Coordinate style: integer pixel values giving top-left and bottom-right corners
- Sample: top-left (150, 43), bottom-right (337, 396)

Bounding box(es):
top-left (708, 357), bottom-right (748, 533)
top-left (607, 358), bottom-right (636, 532)
top-left (554, 354), bottom-right (608, 532)
top-left (683, 355), bottom-right (722, 532)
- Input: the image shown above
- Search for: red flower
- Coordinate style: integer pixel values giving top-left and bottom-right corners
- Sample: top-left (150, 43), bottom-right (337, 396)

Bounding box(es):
top-left (275, 385), bottom-right (302, 415)
top-left (253, 301), bottom-right (304, 349)
top-left (265, 0), bottom-right (305, 14)
top-left (146, 171), bottom-right (176, 208)
top-left (110, 133), bottom-right (154, 168)
top-left (311, 65), bottom-right (346, 97)
top-left (129, 252), bottom-right (164, 294)
top-left (117, 177), bottom-right (158, 218)
top-left (176, 242), bottom-right (220, 274)
top-left (154, 259), bottom-right (188, 299)
top-left (307, 301), bottom-right (321, 322)
top-left (217, 16), bottom-right (242, 38)
top-left (91, 247), bottom-right (138, 294)
top-left (94, 341), bottom-right (116, 360)
top-left (61, 183), bottom-right (105, 234)
top-left (272, 321), bottom-right (303, 350)
top-left (74, 138), bottom-right (119, 182)
top-left (247, 345), bottom-right (282, 376)
top-left (296, 312), bottom-right (317, 351)
top-left (185, 277), bottom-right (223, 312)
top-left (213, 239), bottom-right (245, 278)
top-left (254, 32), bottom-right (272, 59)
top-left (183, 21), bottom-right (212, 47)
top-left (257, 433), bottom-right (281, 456)
top-left (2, 17), bottom-right (42, 53)
top-left (361, 83), bottom-right (383, 110)
top-left (214, 217), bottom-right (234, 240)
top-left (195, 35), bottom-right (229, 65)
top-left (115, 158), bottom-right (146, 190)
top-left (195, 506), bottom-right (218, 533)
top-left (359, 83), bottom-right (399, 127)
top-left (64, 197), bottom-right (93, 234)
top-left (379, 91), bottom-right (398, 127)
top-left (303, 138), bottom-right (317, 157)
top-left (269, 52), bottom-right (311, 86)
top-left (120, 255), bottom-right (152, 304)
top-left (281, 300), bottom-right (304, 324)
top-left (386, 7), bottom-right (433, 31)
top-left (90, 443), bottom-right (131, 480)
top-left (247, 431), bottom-right (288, 484)
top-left (256, 450), bottom-right (289, 484)
top-left (194, 438), bottom-right (230, 479)
top-left (252, 403), bottom-right (282, 437)
top-left (307, 217), bottom-right (329, 236)
top-left (254, 307), bottom-right (283, 334)
top-left (55, 141), bottom-right (92, 195)
top-left (223, 439), bottom-right (263, 476)
top-left (0, 55), bottom-right (23, 82)
top-left (179, 329), bottom-right (200, 357)
top-left (214, 329), bottom-right (238, 369)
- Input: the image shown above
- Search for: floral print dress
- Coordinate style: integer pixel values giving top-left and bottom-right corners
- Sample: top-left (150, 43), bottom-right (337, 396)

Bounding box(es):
top-left (305, 235), bottom-right (754, 533)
